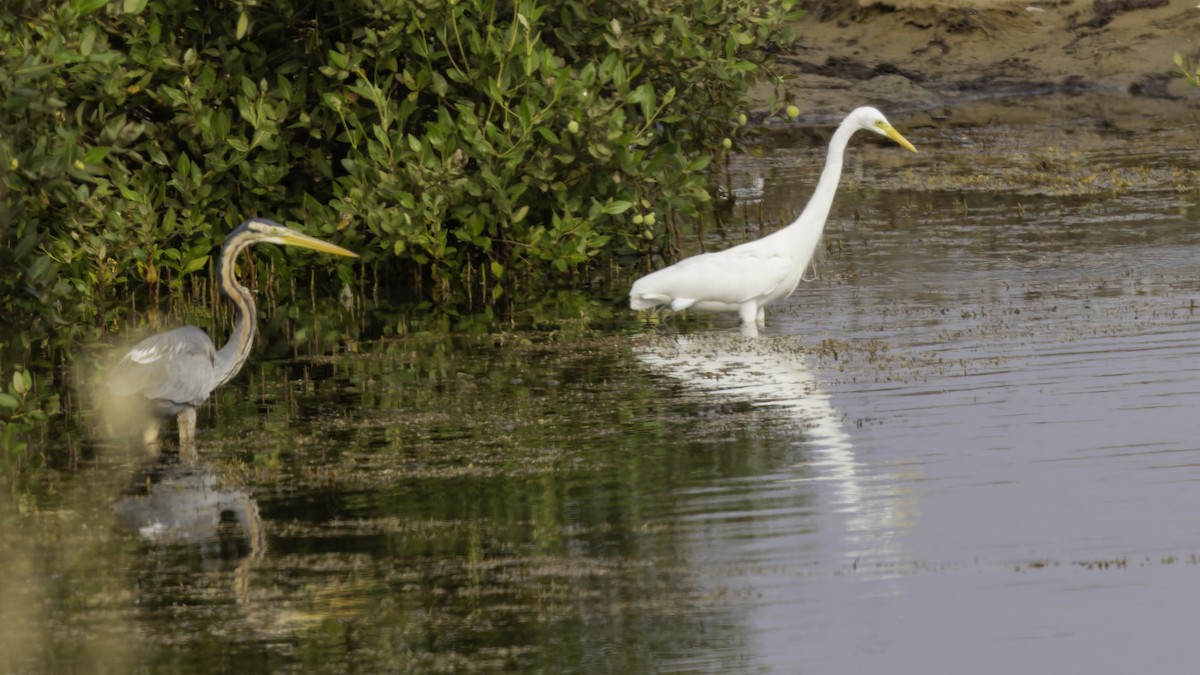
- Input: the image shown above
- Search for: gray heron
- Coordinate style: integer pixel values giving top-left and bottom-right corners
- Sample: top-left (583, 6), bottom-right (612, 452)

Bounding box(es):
top-left (629, 107), bottom-right (916, 336)
top-left (106, 217), bottom-right (358, 444)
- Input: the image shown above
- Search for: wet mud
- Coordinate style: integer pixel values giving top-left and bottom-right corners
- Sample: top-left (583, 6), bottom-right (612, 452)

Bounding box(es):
top-left (761, 0), bottom-right (1200, 126)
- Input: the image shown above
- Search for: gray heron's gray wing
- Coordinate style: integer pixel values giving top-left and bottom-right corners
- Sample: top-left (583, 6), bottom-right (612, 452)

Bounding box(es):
top-left (108, 326), bottom-right (219, 410)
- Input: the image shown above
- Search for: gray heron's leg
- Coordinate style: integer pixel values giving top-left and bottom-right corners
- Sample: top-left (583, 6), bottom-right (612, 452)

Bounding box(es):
top-left (141, 418), bottom-right (162, 450)
top-left (232, 495), bottom-right (266, 604)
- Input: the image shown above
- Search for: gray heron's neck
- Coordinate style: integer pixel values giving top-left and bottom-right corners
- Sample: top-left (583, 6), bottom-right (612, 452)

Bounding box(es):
top-left (213, 233), bottom-right (259, 389)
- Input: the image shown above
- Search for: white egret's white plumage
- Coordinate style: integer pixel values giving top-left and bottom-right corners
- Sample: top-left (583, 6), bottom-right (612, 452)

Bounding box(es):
top-left (629, 107), bottom-right (916, 335)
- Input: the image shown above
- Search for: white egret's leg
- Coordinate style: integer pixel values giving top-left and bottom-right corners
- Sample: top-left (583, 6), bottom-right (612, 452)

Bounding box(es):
top-left (738, 301), bottom-right (759, 327)
top-left (738, 302), bottom-right (761, 338)
top-left (756, 307), bottom-right (766, 329)
top-left (177, 407), bottom-right (197, 446)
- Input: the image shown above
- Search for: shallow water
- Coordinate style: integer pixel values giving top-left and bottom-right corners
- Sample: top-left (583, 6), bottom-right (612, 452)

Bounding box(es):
top-left (4, 95), bottom-right (1200, 673)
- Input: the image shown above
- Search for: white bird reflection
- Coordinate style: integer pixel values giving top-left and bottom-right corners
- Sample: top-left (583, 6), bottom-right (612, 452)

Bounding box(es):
top-left (633, 332), bottom-right (909, 566)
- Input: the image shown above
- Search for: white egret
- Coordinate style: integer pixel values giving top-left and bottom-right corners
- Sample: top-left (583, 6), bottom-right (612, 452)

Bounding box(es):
top-left (629, 106), bottom-right (916, 335)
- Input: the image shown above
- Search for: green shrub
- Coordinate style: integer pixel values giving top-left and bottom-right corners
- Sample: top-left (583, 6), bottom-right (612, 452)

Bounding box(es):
top-left (2, 0), bottom-right (797, 312)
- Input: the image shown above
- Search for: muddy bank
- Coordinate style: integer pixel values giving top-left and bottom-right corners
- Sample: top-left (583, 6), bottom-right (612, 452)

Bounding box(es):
top-left (761, 0), bottom-right (1200, 125)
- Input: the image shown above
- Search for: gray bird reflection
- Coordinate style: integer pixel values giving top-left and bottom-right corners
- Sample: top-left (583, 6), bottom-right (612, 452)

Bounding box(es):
top-left (113, 446), bottom-right (265, 605)
top-left (634, 332), bottom-right (909, 568)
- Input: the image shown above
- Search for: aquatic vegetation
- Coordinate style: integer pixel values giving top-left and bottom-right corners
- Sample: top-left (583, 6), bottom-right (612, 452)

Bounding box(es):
top-left (1175, 52), bottom-right (1200, 88)
top-left (899, 143), bottom-right (1200, 197)
top-left (0, 367), bottom-right (59, 459)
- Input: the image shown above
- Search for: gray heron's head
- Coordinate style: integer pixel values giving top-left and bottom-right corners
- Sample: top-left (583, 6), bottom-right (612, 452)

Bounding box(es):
top-left (227, 218), bottom-right (359, 258)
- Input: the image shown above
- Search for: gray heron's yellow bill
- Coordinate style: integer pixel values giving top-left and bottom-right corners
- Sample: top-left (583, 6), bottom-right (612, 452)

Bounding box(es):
top-left (279, 231), bottom-right (359, 258)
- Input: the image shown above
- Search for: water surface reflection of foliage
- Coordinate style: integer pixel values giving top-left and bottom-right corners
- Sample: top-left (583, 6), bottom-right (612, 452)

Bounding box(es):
top-left (227, 331), bottom-right (783, 672)
top-left (3, 328), bottom-right (789, 672)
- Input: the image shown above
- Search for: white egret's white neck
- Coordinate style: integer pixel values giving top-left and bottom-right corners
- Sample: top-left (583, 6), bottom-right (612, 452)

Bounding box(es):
top-left (784, 117), bottom-right (859, 239)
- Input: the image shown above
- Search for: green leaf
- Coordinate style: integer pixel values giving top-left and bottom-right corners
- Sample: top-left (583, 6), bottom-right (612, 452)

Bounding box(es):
top-left (249, 128), bottom-right (272, 150)
top-left (82, 146), bottom-right (110, 164)
top-left (80, 27), bottom-right (96, 57)
top-left (116, 182), bottom-right (143, 202)
top-left (0, 393), bottom-right (18, 410)
top-left (431, 72), bottom-right (448, 97)
top-left (181, 255), bottom-right (210, 275)
top-left (629, 82), bottom-right (657, 119)
top-left (15, 63), bottom-right (55, 79)
top-left (601, 200), bottom-right (634, 215)
top-left (71, 0), bottom-right (110, 14)
top-left (123, 0), bottom-right (148, 14)
top-left (236, 12), bottom-right (249, 40)
top-left (13, 371), bottom-right (27, 395)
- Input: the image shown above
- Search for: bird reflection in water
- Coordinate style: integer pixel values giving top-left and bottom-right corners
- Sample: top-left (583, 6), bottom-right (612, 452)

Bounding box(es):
top-left (113, 444), bottom-right (265, 605)
top-left (634, 333), bottom-right (908, 562)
